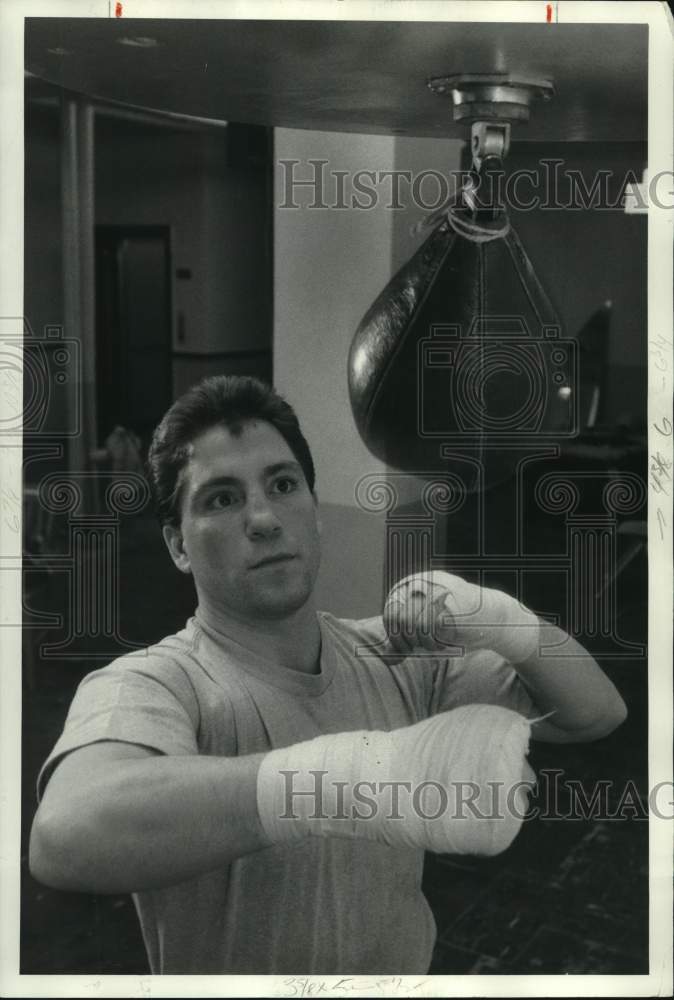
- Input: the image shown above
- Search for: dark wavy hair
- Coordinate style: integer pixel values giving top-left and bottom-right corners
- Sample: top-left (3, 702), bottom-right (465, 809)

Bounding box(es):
top-left (147, 375), bottom-right (316, 527)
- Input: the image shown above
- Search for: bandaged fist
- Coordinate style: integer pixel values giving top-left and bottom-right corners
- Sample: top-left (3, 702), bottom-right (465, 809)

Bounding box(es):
top-left (383, 570), bottom-right (540, 664)
top-left (257, 703), bottom-right (536, 857)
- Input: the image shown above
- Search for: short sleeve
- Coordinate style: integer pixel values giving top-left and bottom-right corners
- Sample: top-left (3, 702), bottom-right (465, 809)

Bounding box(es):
top-left (37, 653), bottom-right (201, 801)
top-left (427, 648), bottom-right (536, 718)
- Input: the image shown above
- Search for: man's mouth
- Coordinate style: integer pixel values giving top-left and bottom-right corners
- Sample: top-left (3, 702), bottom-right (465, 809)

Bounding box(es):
top-left (250, 554), bottom-right (296, 569)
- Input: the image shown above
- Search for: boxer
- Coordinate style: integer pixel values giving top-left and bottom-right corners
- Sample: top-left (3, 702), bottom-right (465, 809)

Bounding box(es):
top-left (31, 375), bottom-right (626, 975)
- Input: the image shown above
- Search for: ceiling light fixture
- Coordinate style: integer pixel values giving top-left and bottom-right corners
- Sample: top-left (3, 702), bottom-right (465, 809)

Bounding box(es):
top-left (117, 36), bottom-right (160, 49)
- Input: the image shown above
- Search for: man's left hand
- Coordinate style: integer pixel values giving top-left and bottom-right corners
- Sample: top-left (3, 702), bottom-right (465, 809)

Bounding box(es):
top-left (383, 570), bottom-right (540, 663)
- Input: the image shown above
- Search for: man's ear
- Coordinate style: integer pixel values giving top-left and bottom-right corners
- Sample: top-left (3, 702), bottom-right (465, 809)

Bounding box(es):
top-left (162, 523), bottom-right (192, 575)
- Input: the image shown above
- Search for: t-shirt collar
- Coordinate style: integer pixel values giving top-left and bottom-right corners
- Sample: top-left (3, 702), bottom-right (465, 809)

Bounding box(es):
top-left (191, 610), bottom-right (337, 697)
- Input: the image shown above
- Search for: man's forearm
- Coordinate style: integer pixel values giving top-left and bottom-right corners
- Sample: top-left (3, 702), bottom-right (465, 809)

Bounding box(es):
top-left (383, 571), bottom-right (628, 743)
top-left (31, 702), bottom-right (541, 895)
top-left (30, 748), bottom-right (269, 894)
top-left (505, 622), bottom-right (627, 740)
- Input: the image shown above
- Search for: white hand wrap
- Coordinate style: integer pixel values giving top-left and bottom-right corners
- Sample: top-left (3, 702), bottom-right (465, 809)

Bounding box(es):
top-left (256, 704), bottom-right (534, 856)
top-left (385, 570), bottom-right (540, 664)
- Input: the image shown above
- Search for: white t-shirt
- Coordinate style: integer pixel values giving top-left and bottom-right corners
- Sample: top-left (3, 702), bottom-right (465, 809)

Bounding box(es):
top-left (38, 611), bottom-right (534, 974)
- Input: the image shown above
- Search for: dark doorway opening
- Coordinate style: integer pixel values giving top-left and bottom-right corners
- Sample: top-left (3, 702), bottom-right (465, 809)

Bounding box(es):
top-left (95, 225), bottom-right (173, 447)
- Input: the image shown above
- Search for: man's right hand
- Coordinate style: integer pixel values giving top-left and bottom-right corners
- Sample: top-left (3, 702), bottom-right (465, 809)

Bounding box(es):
top-left (257, 703), bottom-right (536, 856)
top-left (30, 703), bottom-right (535, 896)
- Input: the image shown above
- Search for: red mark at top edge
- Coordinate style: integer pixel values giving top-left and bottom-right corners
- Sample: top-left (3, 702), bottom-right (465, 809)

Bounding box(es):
top-left (115, 1), bottom-right (123, 16)
top-left (546, 3), bottom-right (553, 22)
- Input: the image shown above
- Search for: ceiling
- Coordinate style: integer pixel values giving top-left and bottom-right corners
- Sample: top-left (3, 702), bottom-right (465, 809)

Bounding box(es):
top-left (25, 18), bottom-right (648, 142)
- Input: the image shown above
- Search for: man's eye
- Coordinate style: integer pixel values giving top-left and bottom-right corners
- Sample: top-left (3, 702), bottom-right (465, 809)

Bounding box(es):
top-left (273, 476), bottom-right (299, 495)
top-left (209, 491), bottom-right (236, 510)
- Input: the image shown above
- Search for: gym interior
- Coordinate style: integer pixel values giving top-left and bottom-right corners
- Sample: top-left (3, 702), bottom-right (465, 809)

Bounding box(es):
top-left (18, 15), bottom-right (654, 976)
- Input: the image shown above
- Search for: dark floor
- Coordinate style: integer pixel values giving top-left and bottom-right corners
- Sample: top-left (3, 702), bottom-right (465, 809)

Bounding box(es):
top-left (21, 511), bottom-right (650, 975)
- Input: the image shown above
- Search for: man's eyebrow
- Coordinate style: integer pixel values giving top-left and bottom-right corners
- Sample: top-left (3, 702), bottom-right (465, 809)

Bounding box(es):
top-left (265, 461), bottom-right (303, 477)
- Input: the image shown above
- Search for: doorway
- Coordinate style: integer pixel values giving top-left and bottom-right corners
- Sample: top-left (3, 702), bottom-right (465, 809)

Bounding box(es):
top-left (95, 225), bottom-right (173, 447)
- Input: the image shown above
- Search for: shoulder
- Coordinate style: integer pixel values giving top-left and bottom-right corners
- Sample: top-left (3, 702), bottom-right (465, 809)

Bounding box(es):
top-left (74, 621), bottom-right (206, 723)
top-left (88, 620), bottom-right (199, 672)
top-left (318, 611), bottom-right (387, 647)
top-left (37, 623), bottom-right (207, 801)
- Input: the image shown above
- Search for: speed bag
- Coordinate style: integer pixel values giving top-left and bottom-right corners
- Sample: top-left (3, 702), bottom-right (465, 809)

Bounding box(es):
top-left (347, 217), bottom-right (572, 488)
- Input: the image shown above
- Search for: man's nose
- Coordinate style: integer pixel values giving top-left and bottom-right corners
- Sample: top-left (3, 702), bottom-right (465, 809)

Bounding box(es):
top-left (244, 494), bottom-right (282, 538)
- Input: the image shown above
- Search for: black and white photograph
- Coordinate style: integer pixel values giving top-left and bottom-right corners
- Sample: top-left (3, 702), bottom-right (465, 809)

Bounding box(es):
top-left (0, 1), bottom-right (672, 996)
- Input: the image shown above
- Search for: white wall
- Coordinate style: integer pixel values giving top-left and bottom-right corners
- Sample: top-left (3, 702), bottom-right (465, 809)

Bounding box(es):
top-left (273, 130), bottom-right (466, 617)
top-left (273, 128), bottom-right (397, 507)
top-left (273, 128), bottom-right (397, 617)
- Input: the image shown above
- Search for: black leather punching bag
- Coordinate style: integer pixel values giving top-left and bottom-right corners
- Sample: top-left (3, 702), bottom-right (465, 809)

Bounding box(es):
top-left (348, 159), bottom-right (573, 490)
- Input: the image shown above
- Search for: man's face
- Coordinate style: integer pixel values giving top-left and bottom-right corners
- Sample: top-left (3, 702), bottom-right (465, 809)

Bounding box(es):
top-left (163, 420), bottom-right (322, 623)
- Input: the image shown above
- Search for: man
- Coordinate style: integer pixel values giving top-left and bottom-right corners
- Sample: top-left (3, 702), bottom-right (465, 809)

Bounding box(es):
top-left (30, 375), bottom-right (627, 975)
